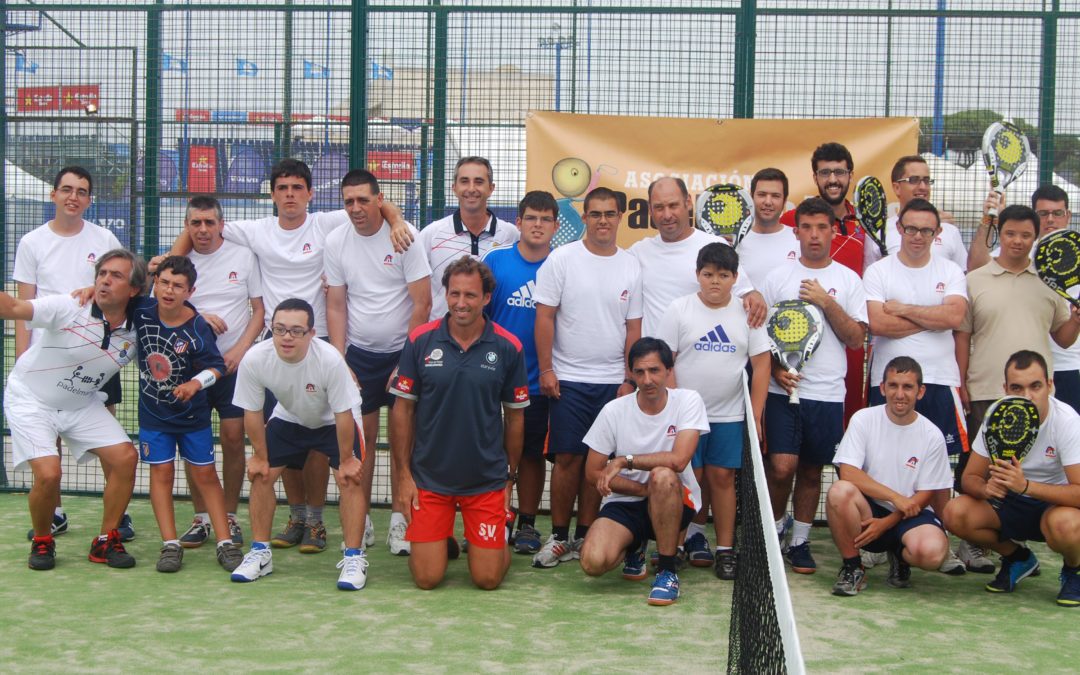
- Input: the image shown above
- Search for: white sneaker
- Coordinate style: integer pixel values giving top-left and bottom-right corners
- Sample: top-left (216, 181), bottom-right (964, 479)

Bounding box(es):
top-left (569, 535), bottom-right (584, 560)
top-left (387, 521), bottom-right (410, 556)
top-left (230, 547), bottom-right (273, 582)
top-left (958, 540), bottom-right (995, 574)
top-left (337, 551), bottom-right (370, 591)
top-left (364, 516), bottom-right (375, 549)
top-left (938, 549), bottom-right (967, 575)
top-left (860, 549), bottom-right (887, 569)
top-left (532, 535), bottom-right (575, 568)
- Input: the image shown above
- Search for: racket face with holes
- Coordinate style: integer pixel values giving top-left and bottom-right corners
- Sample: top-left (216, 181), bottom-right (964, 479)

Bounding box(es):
top-left (765, 300), bottom-right (824, 373)
top-left (695, 183), bottom-right (754, 247)
top-left (982, 396), bottom-right (1040, 465)
top-left (552, 198), bottom-right (587, 248)
top-left (1035, 229), bottom-right (1080, 309)
top-left (982, 121), bottom-right (1031, 191)
top-left (854, 176), bottom-right (889, 257)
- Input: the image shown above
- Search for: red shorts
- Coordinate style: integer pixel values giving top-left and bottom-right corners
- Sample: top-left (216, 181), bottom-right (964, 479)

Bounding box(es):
top-left (406, 488), bottom-right (507, 549)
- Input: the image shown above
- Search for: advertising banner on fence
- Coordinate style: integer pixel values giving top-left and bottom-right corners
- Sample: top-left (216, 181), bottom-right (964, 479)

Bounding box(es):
top-left (526, 112), bottom-right (918, 248)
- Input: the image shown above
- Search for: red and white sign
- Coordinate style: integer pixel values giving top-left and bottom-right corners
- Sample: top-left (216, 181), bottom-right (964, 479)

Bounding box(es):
top-left (17, 86), bottom-right (59, 112)
top-left (175, 109), bottom-right (211, 122)
top-left (188, 145), bottom-right (217, 192)
top-left (60, 85), bottom-right (99, 111)
top-left (368, 151), bottom-right (415, 180)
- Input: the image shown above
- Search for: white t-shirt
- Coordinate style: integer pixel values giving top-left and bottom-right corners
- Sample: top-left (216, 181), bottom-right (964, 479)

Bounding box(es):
top-left (418, 212), bottom-right (519, 320)
top-left (233, 338), bottom-right (361, 429)
top-left (973, 397), bottom-right (1080, 486)
top-left (833, 406), bottom-right (953, 512)
top-left (324, 221), bottom-right (431, 353)
top-left (582, 387), bottom-right (709, 510)
top-left (863, 254), bottom-right (967, 387)
top-left (224, 211), bottom-right (349, 337)
top-left (760, 260), bottom-right (868, 402)
top-left (188, 240), bottom-right (263, 354)
top-left (864, 216), bottom-right (968, 272)
top-left (533, 240), bottom-right (643, 384)
top-left (628, 229), bottom-right (754, 337)
top-left (656, 293), bottom-right (769, 422)
top-left (737, 227), bottom-right (799, 291)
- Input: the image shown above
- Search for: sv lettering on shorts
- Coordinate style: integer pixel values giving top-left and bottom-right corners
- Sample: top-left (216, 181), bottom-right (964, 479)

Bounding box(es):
top-left (477, 522), bottom-right (498, 542)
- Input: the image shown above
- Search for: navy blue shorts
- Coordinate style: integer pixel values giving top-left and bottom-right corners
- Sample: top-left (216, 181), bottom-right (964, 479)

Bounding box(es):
top-left (763, 392), bottom-right (843, 465)
top-left (265, 417), bottom-right (362, 470)
top-left (547, 381), bottom-right (619, 459)
top-left (345, 344), bottom-right (401, 416)
top-left (996, 493), bottom-right (1053, 543)
top-left (861, 501), bottom-right (945, 554)
top-left (869, 383), bottom-right (967, 455)
top-left (1054, 369), bottom-right (1080, 416)
top-left (205, 370), bottom-right (243, 419)
top-left (596, 499), bottom-right (696, 552)
top-left (102, 372), bottom-right (122, 407)
top-left (522, 394), bottom-right (549, 459)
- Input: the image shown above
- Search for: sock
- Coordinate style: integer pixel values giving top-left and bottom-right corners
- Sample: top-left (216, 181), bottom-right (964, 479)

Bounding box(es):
top-left (194, 512), bottom-right (210, 524)
top-left (775, 515), bottom-right (788, 534)
top-left (843, 555), bottom-right (862, 569)
top-left (686, 522), bottom-right (706, 540)
top-left (790, 520), bottom-right (812, 547)
top-left (716, 545), bottom-right (733, 552)
top-left (289, 504), bottom-right (305, 522)
top-left (98, 534), bottom-right (109, 542)
top-left (33, 534), bottom-right (54, 544)
top-left (54, 506), bottom-right (65, 517)
top-left (389, 511), bottom-right (407, 528)
top-left (252, 541), bottom-right (270, 551)
top-left (216, 539), bottom-right (234, 549)
top-left (306, 505), bottom-right (324, 525)
top-left (227, 512), bottom-right (238, 521)
top-left (365, 514), bottom-right (373, 529)
top-left (519, 513), bottom-right (536, 529)
top-left (574, 524), bottom-right (589, 541)
top-left (657, 554), bottom-right (679, 573)
top-left (163, 539), bottom-right (180, 547)
top-left (1004, 546), bottom-right (1031, 563)
top-left (344, 547), bottom-right (363, 556)
top-left (552, 525), bottom-right (570, 541)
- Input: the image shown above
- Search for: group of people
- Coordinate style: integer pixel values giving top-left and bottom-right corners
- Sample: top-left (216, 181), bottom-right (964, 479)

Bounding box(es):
top-left (7, 142), bottom-right (1080, 608)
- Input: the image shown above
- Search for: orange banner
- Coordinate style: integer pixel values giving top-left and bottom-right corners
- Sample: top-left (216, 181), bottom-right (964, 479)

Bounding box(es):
top-left (526, 112), bottom-right (919, 248)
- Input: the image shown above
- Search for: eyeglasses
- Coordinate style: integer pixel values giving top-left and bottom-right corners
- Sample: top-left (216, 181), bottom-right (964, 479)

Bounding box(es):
top-left (270, 325), bottom-right (311, 338)
top-left (56, 185), bottom-right (91, 199)
top-left (1036, 209), bottom-right (1069, 219)
top-left (585, 210), bottom-right (620, 222)
top-left (815, 168), bottom-right (851, 178)
top-left (898, 176), bottom-right (934, 186)
top-left (899, 224), bottom-right (937, 238)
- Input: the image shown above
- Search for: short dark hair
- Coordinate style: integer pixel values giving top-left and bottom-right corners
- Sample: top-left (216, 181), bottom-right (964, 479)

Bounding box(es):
top-left (1032, 184), bottom-right (1069, 209)
top-left (890, 155), bottom-right (928, 183)
top-left (997, 204), bottom-right (1040, 238)
top-left (751, 168), bottom-right (789, 200)
top-left (883, 356), bottom-right (923, 388)
top-left (647, 176), bottom-right (688, 202)
top-left (54, 165), bottom-right (93, 194)
top-left (582, 186), bottom-right (624, 213)
top-left (454, 156), bottom-right (493, 183)
top-left (442, 255), bottom-right (496, 295)
top-left (185, 195), bottom-right (223, 223)
top-left (156, 255), bottom-right (197, 288)
top-left (273, 298), bottom-right (315, 329)
top-left (341, 168), bottom-right (381, 194)
top-left (811, 142), bottom-right (853, 172)
top-left (628, 337), bottom-right (675, 371)
top-left (898, 198), bottom-right (940, 228)
top-left (517, 190), bottom-right (558, 220)
top-left (696, 241), bottom-right (739, 274)
top-left (270, 158), bottom-right (312, 190)
top-left (794, 197), bottom-right (834, 225)
top-left (96, 248), bottom-right (148, 296)
top-left (1005, 349), bottom-right (1049, 381)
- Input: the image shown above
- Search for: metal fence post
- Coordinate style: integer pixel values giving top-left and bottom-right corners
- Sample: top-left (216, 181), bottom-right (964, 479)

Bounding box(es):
top-left (1039, 4), bottom-right (1059, 186)
top-left (144, 2), bottom-right (162, 256)
top-left (733, 0), bottom-right (756, 119)
top-left (350, 0), bottom-right (368, 170)
top-left (431, 0), bottom-right (449, 221)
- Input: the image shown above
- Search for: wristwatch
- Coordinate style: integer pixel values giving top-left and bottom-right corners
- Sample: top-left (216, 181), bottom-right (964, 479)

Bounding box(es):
top-left (625, 454), bottom-right (635, 471)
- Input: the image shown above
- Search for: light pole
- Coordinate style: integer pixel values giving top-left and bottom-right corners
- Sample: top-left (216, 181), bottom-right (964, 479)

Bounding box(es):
top-left (540, 23), bottom-right (577, 112)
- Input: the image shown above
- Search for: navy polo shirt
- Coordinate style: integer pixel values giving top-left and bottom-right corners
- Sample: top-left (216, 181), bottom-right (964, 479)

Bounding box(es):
top-left (390, 315), bottom-right (530, 495)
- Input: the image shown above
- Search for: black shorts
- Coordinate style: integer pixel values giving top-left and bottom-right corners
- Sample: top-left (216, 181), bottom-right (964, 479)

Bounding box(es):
top-left (265, 417), bottom-right (362, 470)
top-left (102, 372), bottom-right (122, 407)
top-left (996, 493), bottom-right (1053, 543)
top-left (596, 499), bottom-right (695, 553)
top-left (345, 344), bottom-right (401, 416)
top-left (522, 395), bottom-right (549, 459)
top-left (861, 501), bottom-right (945, 554)
top-left (205, 370), bottom-right (243, 419)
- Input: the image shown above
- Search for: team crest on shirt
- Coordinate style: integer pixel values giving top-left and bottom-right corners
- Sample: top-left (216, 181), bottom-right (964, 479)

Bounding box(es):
top-left (383, 254), bottom-right (394, 266)
top-left (786, 250), bottom-right (797, 260)
top-left (1047, 446), bottom-right (1057, 458)
top-left (666, 425), bottom-right (677, 438)
top-left (395, 375), bottom-right (414, 393)
top-left (827, 288), bottom-right (837, 297)
top-left (935, 282), bottom-right (945, 293)
top-left (486, 351), bottom-right (498, 364)
top-left (906, 457), bottom-right (918, 469)
top-left (514, 387), bottom-right (528, 403)
top-left (86, 252), bottom-right (97, 264)
top-left (619, 290), bottom-right (629, 302)
top-left (934, 237), bottom-right (943, 246)
top-left (302, 243), bottom-right (313, 254)
top-left (173, 339), bottom-right (189, 354)
top-left (305, 383), bottom-right (317, 393)
top-left (228, 271), bottom-right (239, 282)
top-left (425, 349), bottom-right (443, 366)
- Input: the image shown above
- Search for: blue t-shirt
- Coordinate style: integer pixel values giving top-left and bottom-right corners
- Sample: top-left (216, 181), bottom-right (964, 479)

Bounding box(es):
top-left (483, 245), bottom-right (548, 395)
top-left (132, 297), bottom-right (225, 432)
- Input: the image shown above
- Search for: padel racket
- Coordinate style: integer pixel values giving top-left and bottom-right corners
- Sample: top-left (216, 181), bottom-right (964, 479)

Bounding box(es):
top-left (854, 176), bottom-right (889, 258)
top-left (696, 183), bottom-right (754, 248)
top-left (1035, 229), bottom-right (1080, 310)
top-left (982, 395), bottom-right (1040, 510)
top-left (551, 198), bottom-right (586, 248)
top-left (982, 121), bottom-right (1032, 221)
top-left (765, 300), bottom-right (824, 405)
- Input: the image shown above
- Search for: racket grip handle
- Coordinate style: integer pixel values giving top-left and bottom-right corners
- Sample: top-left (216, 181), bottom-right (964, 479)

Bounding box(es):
top-left (987, 189), bottom-right (1003, 219)
top-left (788, 386), bottom-right (800, 405)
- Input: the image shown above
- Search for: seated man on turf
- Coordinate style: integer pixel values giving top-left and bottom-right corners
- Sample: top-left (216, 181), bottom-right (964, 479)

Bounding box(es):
top-left (578, 337), bottom-right (709, 606)
top-left (826, 356), bottom-right (952, 596)
top-left (943, 350), bottom-right (1080, 606)
top-left (230, 298), bottom-right (370, 590)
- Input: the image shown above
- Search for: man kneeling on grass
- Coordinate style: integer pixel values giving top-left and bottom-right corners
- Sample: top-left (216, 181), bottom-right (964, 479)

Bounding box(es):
top-left (827, 357), bottom-right (951, 596)
top-left (578, 337), bottom-right (709, 606)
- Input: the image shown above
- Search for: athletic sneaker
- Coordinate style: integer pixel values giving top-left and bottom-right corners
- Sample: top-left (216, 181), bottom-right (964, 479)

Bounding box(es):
top-left (227, 515), bottom-right (244, 546)
top-left (271, 518), bottom-right (305, 548)
top-left (216, 542), bottom-right (244, 572)
top-left (1057, 564), bottom-right (1080, 607)
top-left (860, 549), bottom-right (887, 569)
top-left (831, 564), bottom-right (867, 597)
top-left (179, 519), bottom-right (210, 548)
top-left (532, 535), bottom-right (575, 568)
top-left (156, 543), bottom-right (184, 573)
top-left (117, 513), bottom-right (136, 542)
top-left (649, 548), bottom-right (688, 572)
top-left (938, 549), bottom-right (967, 575)
top-left (363, 516), bottom-right (375, 549)
top-left (26, 512), bottom-right (68, 541)
top-left (300, 522), bottom-right (327, 553)
top-left (785, 541), bottom-right (816, 574)
top-left (685, 533), bottom-right (714, 567)
top-left (622, 540), bottom-right (649, 581)
top-left (337, 550), bottom-right (370, 591)
top-left (231, 547), bottom-right (273, 582)
top-left (958, 540), bottom-right (996, 574)
top-left (986, 549), bottom-right (1040, 593)
top-left (777, 513), bottom-right (793, 554)
top-left (648, 569), bottom-right (680, 606)
top-left (513, 524), bottom-right (542, 555)
top-left (715, 550), bottom-right (737, 580)
top-left (28, 538), bottom-right (56, 571)
top-left (886, 551), bottom-right (911, 589)
top-left (387, 521), bottom-right (410, 556)
top-left (88, 530), bottom-right (136, 568)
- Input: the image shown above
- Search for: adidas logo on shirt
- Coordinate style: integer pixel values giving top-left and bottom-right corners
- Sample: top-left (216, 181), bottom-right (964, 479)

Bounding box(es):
top-left (507, 281), bottom-right (537, 309)
top-left (694, 324), bottom-right (737, 353)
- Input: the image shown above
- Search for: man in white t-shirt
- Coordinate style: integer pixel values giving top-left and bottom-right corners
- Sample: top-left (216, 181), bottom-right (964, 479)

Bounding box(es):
top-left (943, 350), bottom-right (1080, 606)
top-left (533, 186), bottom-right (643, 568)
top-left (826, 357), bottom-right (953, 596)
top-left (326, 168), bottom-right (432, 556)
top-left (229, 298), bottom-right (369, 590)
top-left (737, 168), bottom-right (799, 290)
top-left (578, 337), bottom-right (709, 606)
top-left (175, 196), bottom-right (265, 549)
top-left (761, 197), bottom-right (868, 576)
top-left (417, 156), bottom-right (519, 320)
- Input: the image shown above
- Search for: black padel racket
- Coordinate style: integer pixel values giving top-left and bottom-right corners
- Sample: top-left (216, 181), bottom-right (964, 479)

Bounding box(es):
top-left (1035, 229), bottom-right (1080, 310)
top-left (696, 183), bottom-right (754, 248)
top-left (855, 176), bottom-right (889, 258)
top-left (982, 395), bottom-right (1040, 510)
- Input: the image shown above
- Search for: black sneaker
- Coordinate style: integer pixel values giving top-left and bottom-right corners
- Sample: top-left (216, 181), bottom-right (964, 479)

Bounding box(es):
top-left (156, 543), bottom-right (184, 573)
top-left (271, 518), bottom-right (305, 548)
top-left (300, 522), bottom-right (327, 553)
top-left (886, 551), bottom-right (911, 589)
top-left (26, 512), bottom-right (69, 541)
top-left (714, 549), bottom-right (737, 580)
top-left (29, 538), bottom-right (56, 570)
top-left (88, 530), bottom-right (136, 568)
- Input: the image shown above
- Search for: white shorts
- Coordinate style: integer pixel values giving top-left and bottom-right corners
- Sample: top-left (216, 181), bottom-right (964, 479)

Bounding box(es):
top-left (4, 377), bottom-right (132, 471)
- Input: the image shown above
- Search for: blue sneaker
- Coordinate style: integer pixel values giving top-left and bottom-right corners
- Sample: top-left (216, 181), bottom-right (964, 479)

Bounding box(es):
top-left (26, 511), bottom-right (69, 541)
top-left (648, 569), bottom-right (680, 606)
top-left (622, 540), bottom-right (648, 581)
top-left (685, 533), bottom-right (714, 567)
top-left (777, 513), bottom-right (793, 554)
top-left (1058, 564), bottom-right (1080, 607)
top-left (785, 541), bottom-right (816, 574)
top-left (117, 513), bottom-right (135, 542)
top-left (986, 549), bottom-right (1039, 593)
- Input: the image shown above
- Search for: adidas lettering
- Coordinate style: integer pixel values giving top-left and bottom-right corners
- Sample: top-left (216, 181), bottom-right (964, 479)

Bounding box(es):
top-left (507, 282), bottom-right (537, 309)
top-left (694, 342), bottom-right (737, 353)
